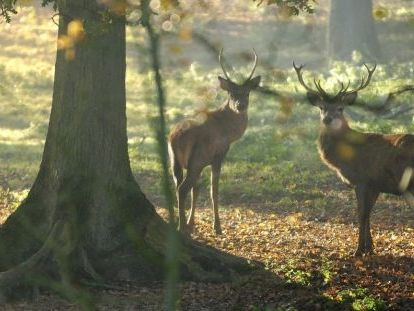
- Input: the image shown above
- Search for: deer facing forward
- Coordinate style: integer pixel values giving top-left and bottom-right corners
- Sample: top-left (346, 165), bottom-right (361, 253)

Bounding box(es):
top-left (294, 62), bottom-right (414, 256)
top-left (169, 49), bottom-right (261, 234)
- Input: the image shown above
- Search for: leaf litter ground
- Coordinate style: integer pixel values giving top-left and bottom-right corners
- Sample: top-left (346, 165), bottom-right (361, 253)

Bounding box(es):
top-left (3, 189), bottom-right (413, 310)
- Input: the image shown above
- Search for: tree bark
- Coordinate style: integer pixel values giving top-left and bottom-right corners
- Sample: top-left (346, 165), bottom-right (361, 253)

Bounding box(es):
top-left (0, 0), bottom-right (250, 302)
top-left (328, 0), bottom-right (381, 61)
top-left (0, 0), bottom-right (163, 282)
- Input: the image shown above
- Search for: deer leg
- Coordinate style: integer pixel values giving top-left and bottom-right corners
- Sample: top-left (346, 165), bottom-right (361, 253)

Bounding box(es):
top-left (402, 191), bottom-right (414, 208)
top-left (211, 159), bottom-right (223, 235)
top-left (187, 181), bottom-right (200, 228)
top-left (172, 157), bottom-right (183, 188)
top-left (171, 157), bottom-right (183, 228)
top-left (177, 164), bottom-right (202, 234)
top-left (354, 184), bottom-right (379, 256)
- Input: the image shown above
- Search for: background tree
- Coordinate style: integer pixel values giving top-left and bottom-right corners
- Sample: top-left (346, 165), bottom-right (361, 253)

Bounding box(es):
top-left (328, 0), bottom-right (381, 61)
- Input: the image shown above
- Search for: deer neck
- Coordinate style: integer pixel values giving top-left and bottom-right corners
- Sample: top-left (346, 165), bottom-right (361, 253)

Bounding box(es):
top-left (318, 116), bottom-right (361, 168)
top-left (218, 99), bottom-right (248, 142)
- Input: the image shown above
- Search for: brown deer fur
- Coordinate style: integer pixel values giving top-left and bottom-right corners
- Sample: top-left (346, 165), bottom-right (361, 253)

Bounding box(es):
top-left (169, 50), bottom-right (260, 234)
top-left (294, 62), bottom-right (413, 256)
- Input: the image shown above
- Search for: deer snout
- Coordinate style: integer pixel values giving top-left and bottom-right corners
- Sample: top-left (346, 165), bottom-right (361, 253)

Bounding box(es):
top-left (322, 116), bottom-right (333, 125)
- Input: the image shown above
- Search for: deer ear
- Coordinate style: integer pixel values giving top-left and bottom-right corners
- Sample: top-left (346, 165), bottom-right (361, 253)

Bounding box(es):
top-left (246, 76), bottom-right (261, 89)
top-left (343, 92), bottom-right (358, 105)
top-left (306, 92), bottom-right (323, 107)
top-left (218, 76), bottom-right (233, 92)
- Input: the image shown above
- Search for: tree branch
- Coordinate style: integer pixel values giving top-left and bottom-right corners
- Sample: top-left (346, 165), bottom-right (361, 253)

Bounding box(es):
top-left (352, 85), bottom-right (414, 115)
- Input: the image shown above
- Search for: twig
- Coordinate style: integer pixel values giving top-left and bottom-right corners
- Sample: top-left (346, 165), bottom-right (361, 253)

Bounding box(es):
top-left (51, 13), bottom-right (59, 26)
top-left (140, 1), bottom-right (180, 310)
top-left (353, 85), bottom-right (414, 114)
top-left (255, 86), bottom-right (282, 98)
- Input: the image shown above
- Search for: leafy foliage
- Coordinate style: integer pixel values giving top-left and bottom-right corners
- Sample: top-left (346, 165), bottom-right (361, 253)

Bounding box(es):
top-left (0, 0), bottom-right (58, 22)
top-left (0, 0), bottom-right (17, 22)
top-left (41, 0), bottom-right (57, 11)
top-left (253, 0), bottom-right (315, 15)
top-left (0, 0), bottom-right (314, 24)
top-left (336, 288), bottom-right (387, 311)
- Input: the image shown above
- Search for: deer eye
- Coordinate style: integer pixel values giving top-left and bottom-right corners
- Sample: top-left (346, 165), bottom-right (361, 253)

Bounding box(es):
top-left (338, 107), bottom-right (344, 112)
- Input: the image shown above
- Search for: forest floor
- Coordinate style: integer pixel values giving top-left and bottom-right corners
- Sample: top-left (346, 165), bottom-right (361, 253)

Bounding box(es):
top-left (1, 1), bottom-right (414, 310)
top-left (4, 202), bottom-right (413, 310)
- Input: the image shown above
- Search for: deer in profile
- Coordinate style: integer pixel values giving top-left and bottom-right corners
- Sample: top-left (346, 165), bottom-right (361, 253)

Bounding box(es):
top-left (294, 62), bottom-right (414, 256)
top-left (168, 49), bottom-right (261, 234)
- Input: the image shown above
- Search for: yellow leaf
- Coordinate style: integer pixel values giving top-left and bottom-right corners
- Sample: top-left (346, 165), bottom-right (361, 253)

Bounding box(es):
top-left (16, 0), bottom-right (33, 6)
top-left (57, 35), bottom-right (74, 50)
top-left (286, 213), bottom-right (303, 225)
top-left (68, 20), bottom-right (85, 43)
top-left (373, 7), bottom-right (389, 20)
top-left (161, 0), bottom-right (178, 10)
top-left (65, 48), bottom-right (76, 61)
top-left (336, 142), bottom-right (355, 161)
top-left (280, 96), bottom-right (293, 117)
top-left (179, 27), bottom-right (193, 41)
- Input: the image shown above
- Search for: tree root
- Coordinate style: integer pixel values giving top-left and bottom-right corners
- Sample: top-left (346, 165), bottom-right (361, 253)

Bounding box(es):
top-left (144, 215), bottom-right (258, 283)
top-left (0, 190), bottom-right (257, 305)
top-left (0, 221), bottom-right (61, 302)
top-left (80, 248), bottom-right (103, 283)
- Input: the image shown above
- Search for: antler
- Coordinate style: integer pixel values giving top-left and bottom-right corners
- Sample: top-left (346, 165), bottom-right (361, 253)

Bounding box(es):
top-left (219, 48), bottom-right (231, 80)
top-left (337, 63), bottom-right (377, 98)
top-left (331, 80), bottom-right (351, 100)
top-left (313, 79), bottom-right (331, 99)
top-left (219, 48), bottom-right (259, 82)
top-left (294, 62), bottom-right (377, 102)
top-left (245, 48), bottom-right (258, 82)
top-left (293, 62), bottom-right (320, 95)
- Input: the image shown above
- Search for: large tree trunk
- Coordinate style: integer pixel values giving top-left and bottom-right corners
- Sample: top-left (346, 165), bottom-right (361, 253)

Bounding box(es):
top-left (328, 0), bottom-right (381, 61)
top-left (0, 0), bottom-right (248, 302)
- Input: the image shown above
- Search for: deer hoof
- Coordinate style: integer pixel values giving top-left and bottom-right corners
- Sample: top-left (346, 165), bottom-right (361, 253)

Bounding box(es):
top-left (353, 249), bottom-right (363, 257)
top-left (185, 224), bottom-right (195, 234)
top-left (186, 218), bottom-right (195, 228)
top-left (353, 247), bottom-right (374, 257)
top-left (178, 224), bottom-right (190, 235)
top-left (213, 225), bottom-right (222, 235)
